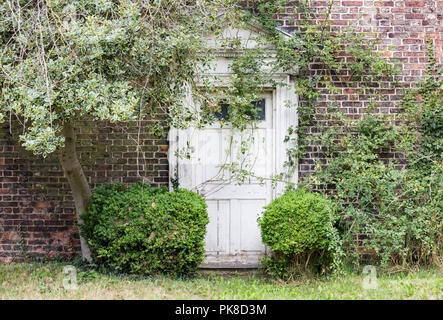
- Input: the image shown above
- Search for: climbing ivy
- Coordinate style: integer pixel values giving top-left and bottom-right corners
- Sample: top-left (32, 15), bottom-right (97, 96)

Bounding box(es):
top-left (308, 40), bottom-right (442, 268)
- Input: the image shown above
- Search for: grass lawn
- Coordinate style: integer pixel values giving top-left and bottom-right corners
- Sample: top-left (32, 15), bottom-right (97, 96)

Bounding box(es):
top-left (0, 262), bottom-right (441, 300)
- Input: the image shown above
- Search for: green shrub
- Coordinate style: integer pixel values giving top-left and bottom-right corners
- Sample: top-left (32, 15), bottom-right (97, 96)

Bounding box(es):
top-left (325, 156), bottom-right (442, 267)
top-left (80, 183), bottom-right (209, 276)
top-left (314, 112), bottom-right (442, 268)
top-left (258, 188), bottom-right (340, 278)
top-left (311, 44), bottom-right (442, 268)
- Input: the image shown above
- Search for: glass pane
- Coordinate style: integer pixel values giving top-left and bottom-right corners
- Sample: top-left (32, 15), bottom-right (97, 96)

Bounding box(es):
top-left (248, 99), bottom-right (266, 121)
top-left (214, 99), bottom-right (266, 121)
top-left (214, 103), bottom-right (229, 120)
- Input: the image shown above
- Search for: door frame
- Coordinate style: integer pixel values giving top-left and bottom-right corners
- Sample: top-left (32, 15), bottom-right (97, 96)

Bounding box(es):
top-left (167, 75), bottom-right (298, 267)
top-left (168, 75), bottom-right (298, 197)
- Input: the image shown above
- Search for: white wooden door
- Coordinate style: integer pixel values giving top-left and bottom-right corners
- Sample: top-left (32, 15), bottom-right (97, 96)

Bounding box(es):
top-left (177, 93), bottom-right (273, 267)
top-left (201, 93), bottom-right (273, 268)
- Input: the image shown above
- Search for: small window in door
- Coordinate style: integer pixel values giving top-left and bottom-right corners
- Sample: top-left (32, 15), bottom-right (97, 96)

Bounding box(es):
top-left (214, 99), bottom-right (266, 121)
top-left (214, 103), bottom-right (229, 121)
top-left (247, 99), bottom-right (266, 121)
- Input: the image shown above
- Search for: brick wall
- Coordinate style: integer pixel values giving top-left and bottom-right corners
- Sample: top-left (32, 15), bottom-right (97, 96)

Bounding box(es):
top-left (0, 119), bottom-right (168, 262)
top-left (273, 0), bottom-right (443, 181)
top-left (0, 1), bottom-right (442, 261)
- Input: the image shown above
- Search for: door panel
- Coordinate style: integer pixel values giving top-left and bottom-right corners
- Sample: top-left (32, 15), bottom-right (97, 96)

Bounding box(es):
top-left (205, 200), bottom-right (229, 253)
top-left (239, 199), bottom-right (266, 252)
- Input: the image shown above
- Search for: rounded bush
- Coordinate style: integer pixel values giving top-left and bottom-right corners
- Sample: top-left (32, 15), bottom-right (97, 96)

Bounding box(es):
top-left (258, 188), bottom-right (338, 277)
top-left (80, 183), bottom-right (209, 276)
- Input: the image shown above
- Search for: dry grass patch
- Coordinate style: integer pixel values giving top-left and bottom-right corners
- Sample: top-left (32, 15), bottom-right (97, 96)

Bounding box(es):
top-left (0, 261), bottom-right (441, 300)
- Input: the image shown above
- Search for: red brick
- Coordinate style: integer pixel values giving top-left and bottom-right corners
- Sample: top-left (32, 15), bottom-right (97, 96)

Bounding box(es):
top-left (405, 13), bottom-right (424, 19)
top-left (403, 39), bottom-right (423, 44)
top-left (342, 1), bottom-right (362, 6)
top-left (405, 1), bottom-right (425, 7)
top-left (374, 1), bottom-right (394, 6)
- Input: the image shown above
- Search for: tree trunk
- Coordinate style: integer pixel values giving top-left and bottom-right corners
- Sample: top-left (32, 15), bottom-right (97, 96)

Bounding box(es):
top-left (58, 121), bottom-right (92, 262)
